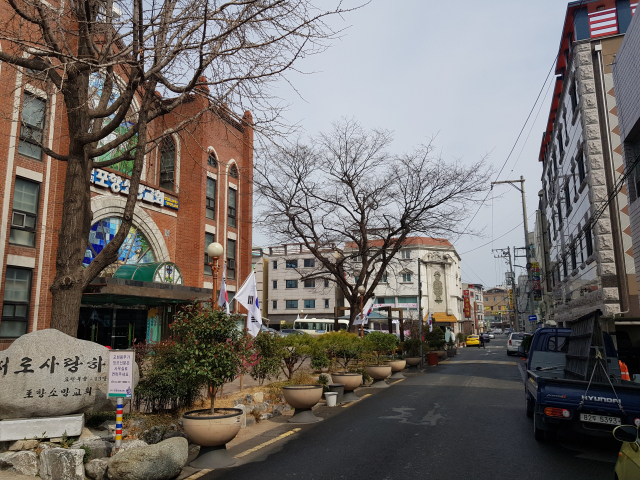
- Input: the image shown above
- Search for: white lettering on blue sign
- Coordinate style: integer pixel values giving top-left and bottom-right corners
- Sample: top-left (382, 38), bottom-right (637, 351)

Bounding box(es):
top-left (90, 168), bottom-right (171, 208)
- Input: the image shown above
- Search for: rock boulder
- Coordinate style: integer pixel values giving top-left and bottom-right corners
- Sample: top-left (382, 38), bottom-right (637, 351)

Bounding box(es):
top-left (74, 438), bottom-right (112, 461)
top-left (107, 437), bottom-right (188, 480)
top-left (0, 329), bottom-right (139, 419)
top-left (85, 458), bottom-right (109, 480)
top-left (0, 451), bottom-right (39, 476)
top-left (40, 448), bottom-right (85, 480)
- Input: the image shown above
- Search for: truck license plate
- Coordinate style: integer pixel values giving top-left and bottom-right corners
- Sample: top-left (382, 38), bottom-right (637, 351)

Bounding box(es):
top-left (580, 413), bottom-right (621, 425)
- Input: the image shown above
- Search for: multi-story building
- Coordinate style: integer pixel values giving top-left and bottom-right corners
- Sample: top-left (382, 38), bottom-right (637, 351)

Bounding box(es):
top-left (483, 287), bottom-right (512, 331)
top-left (356, 237), bottom-right (464, 335)
top-left (538, 0), bottom-right (640, 328)
top-left (0, 68), bottom-right (254, 348)
top-left (265, 244), bottom-right (339, 324)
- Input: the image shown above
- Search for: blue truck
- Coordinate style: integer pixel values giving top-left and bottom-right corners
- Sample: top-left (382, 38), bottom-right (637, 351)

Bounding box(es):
top-left (524, 327), bottom-right (640, 441)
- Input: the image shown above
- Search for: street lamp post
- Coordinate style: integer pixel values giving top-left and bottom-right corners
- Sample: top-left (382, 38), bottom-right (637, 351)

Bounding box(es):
top-left (206, 242), bottom-right (224, 307)
top-left (357, 285), bottom-right (366, 338)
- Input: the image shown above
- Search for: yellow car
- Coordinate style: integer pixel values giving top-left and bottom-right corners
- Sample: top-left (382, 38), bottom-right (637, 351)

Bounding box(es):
top-left (614, 425), bottom-right (640, 480)
top-left (467, 335), bottom-right (480, 347)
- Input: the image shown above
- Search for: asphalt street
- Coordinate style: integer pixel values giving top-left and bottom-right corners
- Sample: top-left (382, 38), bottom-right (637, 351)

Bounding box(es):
top-left (202, 335), bottom-right (621, 480)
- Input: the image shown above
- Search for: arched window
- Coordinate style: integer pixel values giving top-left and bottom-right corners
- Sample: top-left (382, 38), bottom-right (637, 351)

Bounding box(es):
top-left (159, 136), bottom-right (176, 191)
top-left (229, 164), bottom-right (238, 179)
top-left (207, 152), bottom-right (218, 168)
top-left (83, 217), bottom-right (156, 276)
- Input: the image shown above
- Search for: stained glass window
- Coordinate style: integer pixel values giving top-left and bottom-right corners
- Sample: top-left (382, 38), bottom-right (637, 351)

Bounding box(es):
top-left (83, 217), bottom-right (155, 274)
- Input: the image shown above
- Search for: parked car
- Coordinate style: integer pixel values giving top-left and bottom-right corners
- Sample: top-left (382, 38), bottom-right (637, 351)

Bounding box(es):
top-left (486, 333), bottom-right (495, 339)
top-left (278, 329), bottom-right (305, 336)
top-left (467, 335), bottom-right (480, 347)
top-left (507, 332), bottom-right (524, 355)
top-left (524, 327), bottom-right (640, 440)
top-left (613, 425), bottom-right (640, 479)
top-left (260, 325), bottom-right (278, 334)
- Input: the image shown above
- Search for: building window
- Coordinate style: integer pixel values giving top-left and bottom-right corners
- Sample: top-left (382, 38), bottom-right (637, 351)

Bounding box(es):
top-left (558, 130), bottom-right (564, 155)
top-left (206, 178), bottom-right (216, 220)
top-left (304, 258), bottom-right (315, 268)
top-left (1, 267), bottom-right (32, 337)
top-left (286, 259), bottom-right (298, 269)
top-left (381, 271), bottom-right (388, 283)
top-left (230, 164), bottom-right (238, 179)
top-left (159, 136), bottom-right (176, 191)
top-left (324, 279), bottom-right (330, 287)
top-left (227, 239), bottom-right (236, 280)
top-left (402, 273), bottom-right (412, 283)
top-left (272, 300), bottom-right (277, 309)
top-left (272, 280), bottom-right (278, 289)
top-left (228, 188), bottom-right (237, 228)
top-left (577, 150), bottom-right (586, 183)
top-left (570, 81), bottom-right (578, 112)
top-left (286, 280), bottom-right (298, 289)
top-left (18, 93), bottom-right (46, 160)
top-left (485, 297), bottom-right (489, 302)
top-left (207, 152), bottom-right (218, 168)
top-left (285, 300), bottom-right (298, 309)
top-left (304, 299), bottom-right (315, 309)
top-left (564, 183), bottom-right (571, 211)
top-left (585, 227), bottom-right (593, 257)
top-left (273, 260), bottom-right (278, 270)
top-left (204, 233), bottom-right (215, 275)
top-left (563, 255), bottom-right (568, 278)
top-left (571, 247), bottom-right (577, 271)
top-left (10, 178), bottom-right (40, 247)
top-left (304, 279), bottom-right (315, 288)
top-left (324, 299), bottom-right (329, 308)
top-left (401, 250), bottom-right (411, 259)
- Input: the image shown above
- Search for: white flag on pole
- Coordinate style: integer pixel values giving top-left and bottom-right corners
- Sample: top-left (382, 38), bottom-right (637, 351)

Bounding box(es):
top-left (354, 299), bottom-right (374, 326)
top-left (218, 264), bottom-right (230, 314)
top-left (235, 271), bottom-right (262, 337)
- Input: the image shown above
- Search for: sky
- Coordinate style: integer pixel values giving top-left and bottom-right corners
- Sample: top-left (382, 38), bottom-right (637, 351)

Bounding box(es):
top-left (252, 0), bottom-right (570, 289)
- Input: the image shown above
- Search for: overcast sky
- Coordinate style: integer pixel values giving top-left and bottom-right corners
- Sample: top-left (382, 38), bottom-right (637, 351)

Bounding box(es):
top-left (253, 0), bottom-right (570, 289)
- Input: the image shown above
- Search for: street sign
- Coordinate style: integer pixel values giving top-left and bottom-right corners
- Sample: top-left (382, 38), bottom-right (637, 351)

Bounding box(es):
top-left (280, 320), bottom-right (285, 325)
top-left (107, 350), bottom-right (135, 398)
top-left (528, 315), bottom-right (538, 322)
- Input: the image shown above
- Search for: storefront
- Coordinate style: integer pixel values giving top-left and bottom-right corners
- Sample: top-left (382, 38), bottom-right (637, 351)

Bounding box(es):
top-left (77, 263), bottom-right (212, 349)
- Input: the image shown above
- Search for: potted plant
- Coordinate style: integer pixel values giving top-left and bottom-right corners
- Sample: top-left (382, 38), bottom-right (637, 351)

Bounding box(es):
top-left (282, 384), bottom-right (324, 423)
top-left (403, 337), bottom-right (423, 367)
top-left (321, 332), bottom-right (366, 402)
top-left (363, 332), bottom-right (398, 388)
top-left (174, 305), bottom-right (257, 468)
top-left (385, 353), bottom-right (406, 379)
top-left (446, 339), bottom-right (456, 358)
top-left (456, 332), bottom-right (467, 347)
top-left (426, 327), bottom-right (446, 363)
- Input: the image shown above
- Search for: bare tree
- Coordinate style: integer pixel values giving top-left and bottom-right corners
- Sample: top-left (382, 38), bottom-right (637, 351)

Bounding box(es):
top-left (256, 118), bottom-right (493, 328)
top-left (0, 0), bottom-right (356, 335)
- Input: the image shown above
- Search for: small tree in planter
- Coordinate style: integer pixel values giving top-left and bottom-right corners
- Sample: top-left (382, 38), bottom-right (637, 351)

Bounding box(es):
top-left (318, 331), bottom-right (366, 372)
top-left (171, 304), bottom-right (258, 413)
top-left (425, 326), bottom-right (446, 352)
top-left (280, 334), bottom-right (315, 380)
top-left (364, 332), bottom-right (399, 365)
top-left (250, 332), bottom-right (283, 386)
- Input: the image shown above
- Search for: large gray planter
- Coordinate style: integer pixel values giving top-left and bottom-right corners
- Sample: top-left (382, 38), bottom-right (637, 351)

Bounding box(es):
top-left (330, 373), bottom-right (363, 402)
top-left (283, 385), bottom-right (323, 423)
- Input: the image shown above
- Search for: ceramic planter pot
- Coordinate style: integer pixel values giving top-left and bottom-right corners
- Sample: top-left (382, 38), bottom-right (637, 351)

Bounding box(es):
top-left (182, 408), bottom-right (243, 468)
top-left (385, 359), bottom-right (407, 379)
top-left (282, 385), bottom-right (323, 423)
top-left (426, 352), bottom-right (438, 366)
top-left (434, 350), bottom-right (447, 360)
top-left (330, 372), bottom-right (363, 402)
top-left (446, 348), bottom-right (456, 358)
top-left (365, 365), bottom-right (392, 388)
top-left (406, 357), bottom-right (422, 367)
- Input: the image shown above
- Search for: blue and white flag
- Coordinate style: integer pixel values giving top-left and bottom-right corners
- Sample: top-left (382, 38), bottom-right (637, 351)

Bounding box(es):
top-left (235, 271), bottom-right (262, 337)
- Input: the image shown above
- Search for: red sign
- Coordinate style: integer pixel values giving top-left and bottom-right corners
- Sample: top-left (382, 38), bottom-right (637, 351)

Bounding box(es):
top-left (463, 290), bottom-right (470, 297)
top-left (464, 296), bottom-right (471, 318)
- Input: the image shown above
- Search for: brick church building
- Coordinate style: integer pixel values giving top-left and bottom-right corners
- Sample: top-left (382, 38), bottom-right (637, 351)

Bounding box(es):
top-left (0, 67), bottom-right (254, 350)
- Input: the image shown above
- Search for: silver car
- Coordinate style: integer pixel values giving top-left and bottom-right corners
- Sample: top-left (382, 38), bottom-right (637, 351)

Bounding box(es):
top-left (507, 332), bottom-right (524, 355)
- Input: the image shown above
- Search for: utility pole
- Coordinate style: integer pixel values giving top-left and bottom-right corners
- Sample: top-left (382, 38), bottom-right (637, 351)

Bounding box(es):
top-left (418, 258), bottom-right (423, 366)
top-left (491, 176), bottom-right (535, 331)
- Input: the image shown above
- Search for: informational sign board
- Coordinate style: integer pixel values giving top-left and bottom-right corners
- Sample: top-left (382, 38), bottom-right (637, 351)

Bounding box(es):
top-left (107, 350), bottom-right (134, 398)
top-left (529, 315), bottom-right (538, 323)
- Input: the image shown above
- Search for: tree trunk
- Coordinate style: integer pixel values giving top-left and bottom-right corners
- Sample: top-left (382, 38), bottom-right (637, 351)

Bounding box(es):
top-left (49, 153), bottom-right (93, 336)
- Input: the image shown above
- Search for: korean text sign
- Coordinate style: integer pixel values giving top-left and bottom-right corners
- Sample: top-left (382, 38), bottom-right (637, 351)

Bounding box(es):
top-left (108, 350), bottom-right (134, 398)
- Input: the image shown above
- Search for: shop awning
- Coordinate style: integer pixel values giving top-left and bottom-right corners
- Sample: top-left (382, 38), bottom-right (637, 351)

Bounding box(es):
top-left (112, 262), bottom-right (183, 285)
top-left (82, 277), bottom-right (212, 307)
top-left (431, 312), bottom-right (458, 324)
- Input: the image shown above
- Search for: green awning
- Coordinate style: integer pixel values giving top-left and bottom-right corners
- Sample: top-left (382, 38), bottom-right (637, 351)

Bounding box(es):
top-left (112, 262), bottom-right (183, 284)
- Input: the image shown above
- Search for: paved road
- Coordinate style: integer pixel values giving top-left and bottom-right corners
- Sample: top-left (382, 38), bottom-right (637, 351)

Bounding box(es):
top-left (203, 336), bottom-right (621, 480)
